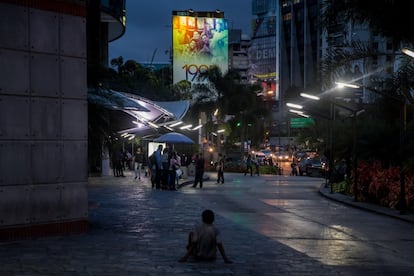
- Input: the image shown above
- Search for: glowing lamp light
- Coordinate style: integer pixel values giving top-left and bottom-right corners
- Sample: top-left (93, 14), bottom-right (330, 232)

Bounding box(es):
top-left (402, 47), bottom-right (414, 58)
top-left (300, 93), bottom-right (320, 100)
top-left (335, 82), bottom-right (360, 89)
top-left (286, 103), bottom-right (303, 109)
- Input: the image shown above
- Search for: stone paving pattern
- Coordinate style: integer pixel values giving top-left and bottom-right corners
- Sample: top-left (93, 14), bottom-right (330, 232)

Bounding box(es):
top-left (0, 171), bottom-right (412, 275)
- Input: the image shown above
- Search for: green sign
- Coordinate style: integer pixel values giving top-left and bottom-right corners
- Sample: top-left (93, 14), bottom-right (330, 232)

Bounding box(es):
top-left (290, 118), bottom-right (314, 128)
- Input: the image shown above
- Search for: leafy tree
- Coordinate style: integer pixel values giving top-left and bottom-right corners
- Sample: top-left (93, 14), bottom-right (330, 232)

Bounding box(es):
top-left (188, 66), bottom-right (269, 150)
top-left (110, 56), bottom-right (124, 74)
top-left (320, 0), bottom-right (414, 170)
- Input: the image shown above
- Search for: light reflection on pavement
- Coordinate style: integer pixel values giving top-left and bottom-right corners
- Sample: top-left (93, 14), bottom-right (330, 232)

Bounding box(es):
top-left (183, 172), bottom-right (414, 274)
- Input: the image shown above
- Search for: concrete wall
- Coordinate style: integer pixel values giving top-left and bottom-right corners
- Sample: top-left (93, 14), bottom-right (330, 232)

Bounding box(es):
top-left (0, 1), bottom-right (88, 238)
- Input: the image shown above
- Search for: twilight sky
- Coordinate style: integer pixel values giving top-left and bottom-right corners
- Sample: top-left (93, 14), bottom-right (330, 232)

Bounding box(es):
top-left (108, 0), bottom-right (252, 65)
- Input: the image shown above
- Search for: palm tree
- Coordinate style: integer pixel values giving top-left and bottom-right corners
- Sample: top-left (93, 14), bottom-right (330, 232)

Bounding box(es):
top-left (110, 56), bottom-right (124, 74)
top-left (191, 66), bottom-right (268, 150)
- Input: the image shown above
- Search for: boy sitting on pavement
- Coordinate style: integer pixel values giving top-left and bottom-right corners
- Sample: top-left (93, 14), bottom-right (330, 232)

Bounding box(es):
top-left (178, 209), bottom-right (232, 264)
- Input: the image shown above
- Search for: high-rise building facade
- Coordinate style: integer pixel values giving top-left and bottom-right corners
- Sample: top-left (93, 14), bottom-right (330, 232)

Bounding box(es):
top-left (250, 0), bottom-right (321, 143)
top-left (229, 29), bottom-right (250, 84)
top-left (250, 0), bottom-right (400, 142)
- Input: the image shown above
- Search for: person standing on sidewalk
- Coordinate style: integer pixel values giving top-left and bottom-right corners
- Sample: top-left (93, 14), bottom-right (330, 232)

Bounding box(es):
top-left (252, 156), bottom-right (260, 176)
top-left (161, 147), bottom-right (170, 189)
top-left (178, 209), bottom-right (232, 263)
top-left (154, 145), bottom-right (163, 189)
top-left (175, 152), bottom-right (182, 187)
top-left (168, 151), bottom-right (180, 190)
top-left (133, 147), bottom-right (144, 180)
top-left (244, 154), bottom-right (253, 176)
top-left (216, 153), bottom-right (225, 184)
top-left (114, 149), bottom-right (125, 177)
top-left (192, 153), bottom-right (205, 188)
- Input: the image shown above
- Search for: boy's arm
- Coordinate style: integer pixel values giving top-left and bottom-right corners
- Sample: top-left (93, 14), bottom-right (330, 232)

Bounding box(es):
top-left (217, 243), bottom-right (232, 264)
top-left (178, 242), bottom-right (195, 262)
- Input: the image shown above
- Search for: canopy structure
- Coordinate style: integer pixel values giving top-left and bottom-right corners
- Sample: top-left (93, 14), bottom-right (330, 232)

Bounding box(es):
top-left (88, 88), bottom-right (150, 112)
top-left (153, 132), bottom-right (195, 144)
top-left (88, 88), bottom-right (191, 137)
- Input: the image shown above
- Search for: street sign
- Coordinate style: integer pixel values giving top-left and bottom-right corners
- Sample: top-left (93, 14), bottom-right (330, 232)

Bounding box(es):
top-left (290, 118), bottom-right (314, 128)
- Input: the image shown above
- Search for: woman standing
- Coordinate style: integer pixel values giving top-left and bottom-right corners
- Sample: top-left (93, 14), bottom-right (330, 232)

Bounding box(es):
top-left (168, 152), bottom-right (180, 190)
top-left (216, 153), bottom-right (225, 184)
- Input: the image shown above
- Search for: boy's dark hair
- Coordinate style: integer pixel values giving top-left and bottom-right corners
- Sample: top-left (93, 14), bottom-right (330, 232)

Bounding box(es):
top-left (202, 209), bottom-right (214, 224)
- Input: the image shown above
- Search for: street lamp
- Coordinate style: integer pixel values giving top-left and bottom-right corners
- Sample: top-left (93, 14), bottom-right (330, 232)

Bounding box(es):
top-left (286, 102), bottom-right (303, 109)
top-left (330, 98), bottom-right (364, 201)
top-left (290, 96), bottom-right (330, 187)
top-left (401, 47), bottom-right (414, 58)
top-left (336, 80), bottom-right (407, 213)
top-left (300, 93), bottom-right (320, 101)
top-left (335, 82), bottom-right (360, 89)
top-left (289, 109), bottom-right (309, 117)
top-left (298, 91), bottom-right (363, 198)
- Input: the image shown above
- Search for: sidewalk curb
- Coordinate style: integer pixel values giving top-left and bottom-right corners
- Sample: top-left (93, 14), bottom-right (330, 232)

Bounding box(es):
top-left (319, 183), bottom-right (414, 224)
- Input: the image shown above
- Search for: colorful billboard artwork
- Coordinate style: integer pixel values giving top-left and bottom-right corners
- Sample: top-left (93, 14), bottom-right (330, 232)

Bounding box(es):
top-left (172, 15), bottom-right (229, 85)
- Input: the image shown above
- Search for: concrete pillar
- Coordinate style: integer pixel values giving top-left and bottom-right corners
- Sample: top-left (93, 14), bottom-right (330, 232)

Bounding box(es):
top-left (0, 0), bottom-right (88, 239)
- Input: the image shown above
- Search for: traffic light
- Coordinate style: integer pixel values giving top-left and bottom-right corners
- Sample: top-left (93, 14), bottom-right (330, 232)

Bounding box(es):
top-left (236, 122), bottom-right (241, 127)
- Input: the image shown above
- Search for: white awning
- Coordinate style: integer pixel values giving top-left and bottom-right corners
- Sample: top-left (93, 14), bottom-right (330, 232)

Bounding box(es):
top-left (88, 88), bottom-right (191, 135)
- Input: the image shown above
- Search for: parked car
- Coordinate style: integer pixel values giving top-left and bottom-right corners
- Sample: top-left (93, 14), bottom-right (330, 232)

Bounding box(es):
top-left (298, 157), bottom-right (325, 176)
top-left (294, 150), bottom-right (318, 161)
top-left (254, 153), bottom-right (266, 165)
top-left (276, 151), bottom-right (291, 162)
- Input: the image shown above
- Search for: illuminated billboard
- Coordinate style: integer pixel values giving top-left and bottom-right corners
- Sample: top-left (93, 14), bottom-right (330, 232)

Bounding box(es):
top-left (249, 16), bottom-right (277, 79)
top-left (249, 16), bottom-right (279, 100)
top-left (172, 12), bottom-right (229, 85)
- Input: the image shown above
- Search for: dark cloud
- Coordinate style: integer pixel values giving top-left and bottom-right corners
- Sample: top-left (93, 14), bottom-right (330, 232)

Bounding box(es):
top-left (109, 0), bottom-right (251, 64)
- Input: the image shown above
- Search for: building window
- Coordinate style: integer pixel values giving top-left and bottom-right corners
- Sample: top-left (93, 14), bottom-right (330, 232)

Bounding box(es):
top-left (283, 13), bottom-right (292, 21)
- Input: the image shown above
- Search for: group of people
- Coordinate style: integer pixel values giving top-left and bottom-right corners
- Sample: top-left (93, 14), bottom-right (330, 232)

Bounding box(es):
top-left (112, 149), bottom-right (232, 264)
top-left (112, 145), bottom-right (233, 191)
top-left (147, 145), bottom-right (183, 191)
top-left (111, 149), bottom-right (130, 177)
top-left (119, 151), bottom-right (231, 264)
top-left (111, 148), bottom-right (148, 178)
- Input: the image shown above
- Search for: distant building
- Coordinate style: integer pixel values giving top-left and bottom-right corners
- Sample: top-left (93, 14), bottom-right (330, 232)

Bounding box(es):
top-left (229, 29), bottom-right (250, 83)
top-left (321, 14), bottom-right (402, 104)
top-left (248, 0), bottom-right (401, 140)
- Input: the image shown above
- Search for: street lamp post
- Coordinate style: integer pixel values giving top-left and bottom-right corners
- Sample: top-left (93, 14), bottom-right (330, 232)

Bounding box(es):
top-left (336, 81), bottom-right (407, 213)
top-left (287, 100), bottom-right (331, 188)
top-left (299, 93), bottom-right (362, 198)
top-left (331, 101), bottom-right (362, 200)
top-left (297, 94), bottom-right (335, 193)
top-left (329, 99), bottom-right (335, 194)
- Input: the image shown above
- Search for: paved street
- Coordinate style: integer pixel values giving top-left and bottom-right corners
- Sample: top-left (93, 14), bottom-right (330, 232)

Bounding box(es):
top-left (1, 171), bottom-right (414, 275)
